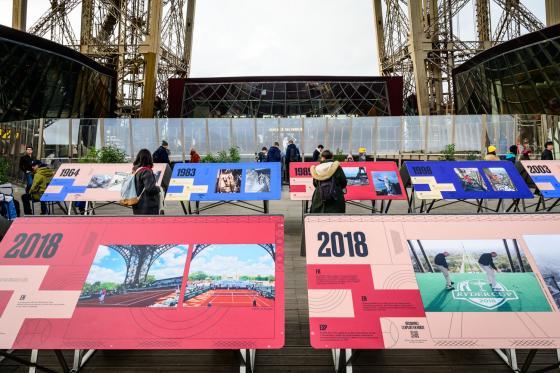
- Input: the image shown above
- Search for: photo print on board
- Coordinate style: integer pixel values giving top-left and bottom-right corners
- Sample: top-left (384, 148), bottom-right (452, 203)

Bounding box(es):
top-left (184, 244), bottom-right (276, 308)
top-left (407, 239), bottom-right (550, 312)
top-left (215, 169), bottom-right (242, 193)
top-left (77, 244), bottom-right (188, 308)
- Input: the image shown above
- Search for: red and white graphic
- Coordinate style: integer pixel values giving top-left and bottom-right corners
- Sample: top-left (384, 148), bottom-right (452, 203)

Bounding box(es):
top-left (0, 216), bottom-right (284, 350)
top-left (289, 162), bottom-right (406, 201)
top-left (305, 215), bottom-right (560, 349)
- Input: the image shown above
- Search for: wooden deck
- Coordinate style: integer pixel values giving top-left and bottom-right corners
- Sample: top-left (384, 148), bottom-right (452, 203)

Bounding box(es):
top-left (3, 187), bottom-right (560, 372)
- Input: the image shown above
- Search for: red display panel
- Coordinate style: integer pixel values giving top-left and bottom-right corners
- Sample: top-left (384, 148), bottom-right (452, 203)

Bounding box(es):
top-left (289, 162), bottom-right (406, 201)
top-left (305, 214), bottom-right (560, 349)
top-left (0, 216), bottom-right (284, 350)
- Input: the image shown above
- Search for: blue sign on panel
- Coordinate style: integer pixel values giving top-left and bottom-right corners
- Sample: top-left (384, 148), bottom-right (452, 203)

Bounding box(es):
top-left (166, 162), bottom-right (282, 201)
top-left (406, 161), bottom-right (533, 200)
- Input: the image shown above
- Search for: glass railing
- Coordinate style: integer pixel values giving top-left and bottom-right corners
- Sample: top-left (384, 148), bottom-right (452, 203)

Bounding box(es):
top-left (0, 114), bottom-right (550, 180)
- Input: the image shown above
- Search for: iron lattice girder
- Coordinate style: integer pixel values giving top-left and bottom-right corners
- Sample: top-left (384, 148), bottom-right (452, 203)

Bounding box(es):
top-left (378, 0), bottom-right (544, 114)
top-left (27, 0), bottom-right (191, 117)
top-left (108, 244), bottom-right (177, 286)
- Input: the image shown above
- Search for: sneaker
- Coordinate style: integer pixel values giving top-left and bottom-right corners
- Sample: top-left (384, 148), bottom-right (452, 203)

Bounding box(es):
top-left (450, 282), bottom-right (455, 285)
top-left (445, 285), bottom-right (454, 290)
top-left (491, 287), bottom-right (501, 292)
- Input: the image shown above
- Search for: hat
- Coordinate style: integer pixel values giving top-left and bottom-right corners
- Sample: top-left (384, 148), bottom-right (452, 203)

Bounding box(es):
top-left (358, 147), bottom-right (366, 153)
top-left (161, 140), bottom-right (169, 146)
top-left (487, 145), bottom-right (497, 153)
top-left (31, 160), bottom-right (42, 167)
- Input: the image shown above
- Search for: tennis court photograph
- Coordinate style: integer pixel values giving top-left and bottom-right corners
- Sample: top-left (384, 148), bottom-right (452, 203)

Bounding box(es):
top-left (77, 244), bottom-right (188, 308)
top-left (408, 239), bottom-right (551, 312)
top-left (184, 244), bottom-right (276, 308)
top-left (523, 235), bottom-right (560, 310)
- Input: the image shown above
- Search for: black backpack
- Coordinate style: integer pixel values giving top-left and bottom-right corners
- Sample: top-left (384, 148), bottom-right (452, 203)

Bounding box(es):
top-left (289, 148), bottom-right (300, 162)
top-left (318, 177), bottom-right (338, 202)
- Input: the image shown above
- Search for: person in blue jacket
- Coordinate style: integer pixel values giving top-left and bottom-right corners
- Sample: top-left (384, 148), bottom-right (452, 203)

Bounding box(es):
top-left (266, 142), bottom-right (282, 162)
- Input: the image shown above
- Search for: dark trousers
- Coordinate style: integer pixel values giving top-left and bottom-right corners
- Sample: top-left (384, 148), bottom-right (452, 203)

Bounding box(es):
top-left (21, 194), bottom-right (47, 215)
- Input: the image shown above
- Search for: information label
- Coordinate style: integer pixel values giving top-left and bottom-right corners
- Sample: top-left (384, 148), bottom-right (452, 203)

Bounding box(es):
top-left (0, 216), bottom-right (284, 349)
top-left (289, 162), bottom-right (407, 201)
top-left (41, 163), bottom-right (170, 202)
top-left (166, 162), bottom-right (281, 201)
top-left (305, 214), bottom-right (560, 349)
top-left (406, 161), bottom-right (532, 200)
top-left (521, 160), bottom-right (560, 198)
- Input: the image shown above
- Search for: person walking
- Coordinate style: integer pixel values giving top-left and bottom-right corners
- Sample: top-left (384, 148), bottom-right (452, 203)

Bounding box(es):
top-left (132, 149), bottom-right (161, 215)
top-left (21, 161), bottom-right (54, 215)
top-left (266, 142), bottom-right (282, 162)
top-left (310, 149), bottom-right (347, 213)
top-left (541, 141), bottom-right (554, 160)
top-left (152, 140), bottom-right (170, 165)
top-left (484, 145), bottom-right (500, 161)
top-left (312, 145), bottom-right (324, 162)
top-left (190, 148), bottom-right (201, 163)
top-left (434, 252), bottom-right (454, 290)
top-left (285, 139), bottom-right (301, 181)
top-left (478, 252), bottom-right (500, 291)
top-left (19, 145), bottom-right (35, 193)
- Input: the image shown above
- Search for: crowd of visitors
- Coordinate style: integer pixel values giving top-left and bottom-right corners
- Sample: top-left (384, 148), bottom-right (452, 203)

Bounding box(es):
top-left (10, 136), bottom-right (557, 218)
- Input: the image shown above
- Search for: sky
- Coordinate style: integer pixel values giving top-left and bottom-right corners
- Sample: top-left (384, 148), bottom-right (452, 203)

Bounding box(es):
top-left (523, 235), bottom-right (560, 276)
top-left (0, 0), bottom-right (546, 77)
top-left (189, 244), bottom-right (275, 277)
top-left (415, 239), bottom-right (515, 255)
top-left (85, 245), bottom-right (189, 284)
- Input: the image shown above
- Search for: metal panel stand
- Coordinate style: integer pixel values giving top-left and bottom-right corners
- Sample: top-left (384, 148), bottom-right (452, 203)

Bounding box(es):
top-left (332, 348), bottom-right (360, 373)
top-left (236, 349), bottom-right (256, 373)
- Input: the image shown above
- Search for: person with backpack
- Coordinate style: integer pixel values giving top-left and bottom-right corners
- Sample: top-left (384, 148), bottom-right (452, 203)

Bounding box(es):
top-left (132, 149), bottom-right (161, 215)
top-left (152, 140), bottom-right (170, 165)
top-left (309, 149), bottom-right (347, 213)
top-left (285, 139), bottom-right (301, 182)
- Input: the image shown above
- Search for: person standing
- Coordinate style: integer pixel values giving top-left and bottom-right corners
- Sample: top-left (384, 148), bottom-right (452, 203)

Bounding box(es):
top-left (190, 148), bottom-right (201, 163)
top-left (152, 140), bottom-right (170, 165)
top-left (19, 145), bottom-right (35, 192)
top-left (21, 161), bottom-right (54, 215)
top-left (257, 147), bottom-right (268, 162)
top-left (505, 145), bottom-right (518, 163)
top-left (312, 145), bottom-right (324, 162)
top-left (310, 149), bottom-right (347, 213)
top-left (484, 145), bottom-right (500, 161)
top-left (266, 142), bottom-right (282, 162)
top-left (346, 154), bottom-right (354, 162)
top-left (434, 252), bottom-right (454, 290)
top-left (541, 141), bottom-right (554, 160)
top-left (358, 147), bottom-right (367, 162)
top-left (285, 139), bottom-right (301, 181)
top-left (132, 149), bottom-right (161, 215)
top-left (478, 252), bottom-right (500, 291)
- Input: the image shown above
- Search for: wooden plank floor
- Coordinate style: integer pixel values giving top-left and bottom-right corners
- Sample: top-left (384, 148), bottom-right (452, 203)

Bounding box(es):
top-left (3, 187), bottom-right (560, 372)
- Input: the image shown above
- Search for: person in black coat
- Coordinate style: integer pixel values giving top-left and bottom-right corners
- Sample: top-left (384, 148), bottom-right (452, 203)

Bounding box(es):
top-left (19, 145), bottom-right (35, 192)
top-left (266, 142), bottom-right (282, 162)
top-left (541, 141), bottom-right (554, 160)
top-left (312, 145), bottom-right (324, 162)
top-left (285, 139), bottom-right (301, 181)
top-left (132, 149), bottom-right (161, 215)
top-left (152, 140), bottom-right (171, 165)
